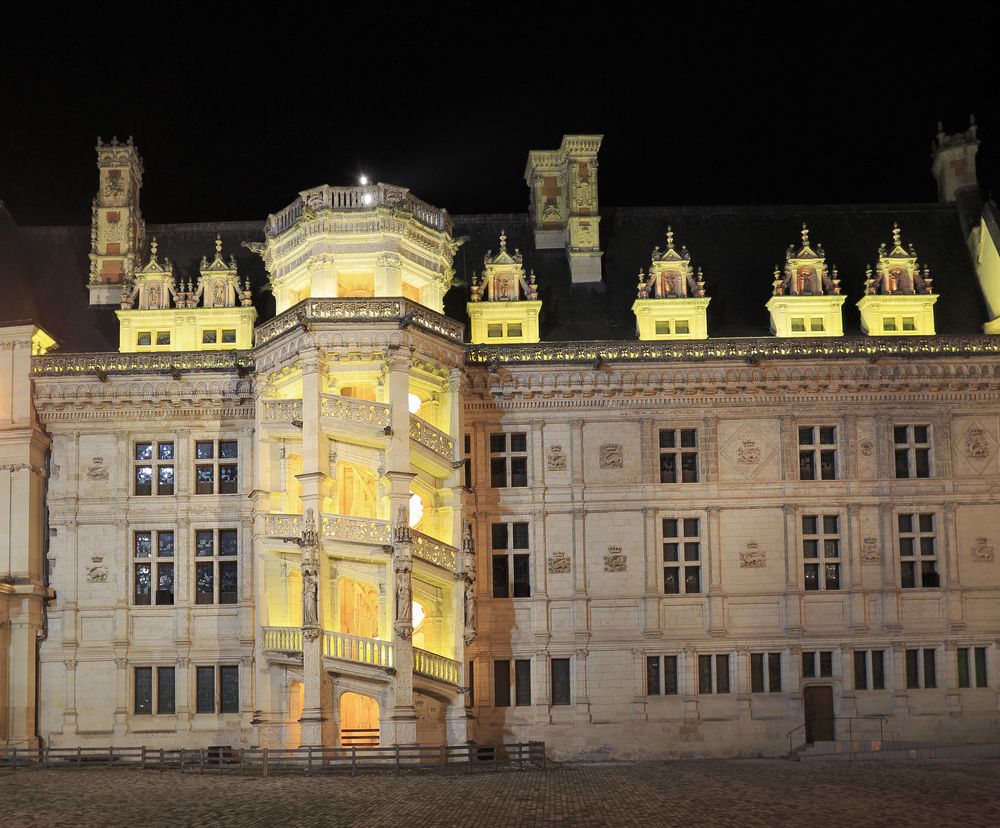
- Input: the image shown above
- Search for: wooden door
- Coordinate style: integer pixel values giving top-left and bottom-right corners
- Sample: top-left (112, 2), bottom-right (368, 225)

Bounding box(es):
top-left (803, 685), bottom-right (834, 743)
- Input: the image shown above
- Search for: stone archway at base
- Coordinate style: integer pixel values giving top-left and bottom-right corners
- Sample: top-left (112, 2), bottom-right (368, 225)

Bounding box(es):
top-left (339, 691), bottom-right (380, 747)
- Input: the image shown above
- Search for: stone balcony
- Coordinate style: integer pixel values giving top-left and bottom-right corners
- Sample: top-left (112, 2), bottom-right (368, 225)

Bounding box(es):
top-left (261, 626), bottom-right (461, 687)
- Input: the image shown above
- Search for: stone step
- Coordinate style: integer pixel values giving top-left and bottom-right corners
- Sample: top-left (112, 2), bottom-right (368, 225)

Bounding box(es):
top-left (798, 742), bottom-right (1000, 761)
top-left (797, 739), bottom-right (933, 756)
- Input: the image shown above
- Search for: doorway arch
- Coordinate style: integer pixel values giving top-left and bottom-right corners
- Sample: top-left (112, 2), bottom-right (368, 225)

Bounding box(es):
top-left (339, 691), bottom-right (380, 748)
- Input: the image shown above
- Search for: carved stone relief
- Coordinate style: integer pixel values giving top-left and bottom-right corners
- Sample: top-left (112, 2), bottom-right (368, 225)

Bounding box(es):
top-left (604, 546), bottom-right (627, 572)
top-left (599, 443), bottom-right (623, 469)
top-left (547, 444), bottom-right (567, 471)
top-left (739, 541), bottom-right (765, 568)
top-left (86, 556), bottom-right (108, 583)
top-left (860, 440), bottom-right (875, 457)
top-left (972, 537), bottom-right (995, 562)
top-left (862, 536), bottom-right (881, 565)
top-left (548, 551), bottom-right (571, 574)
top-left (957, 421), bottom-right (997, 475)
top-left (86, 457), bottom-right (110, 481)
top-left (720, 423), bottom-right (773, 480)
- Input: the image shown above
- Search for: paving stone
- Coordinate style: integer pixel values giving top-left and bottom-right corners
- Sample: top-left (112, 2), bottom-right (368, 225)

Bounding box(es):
top-left (2, 759), bottom-right (999, 827)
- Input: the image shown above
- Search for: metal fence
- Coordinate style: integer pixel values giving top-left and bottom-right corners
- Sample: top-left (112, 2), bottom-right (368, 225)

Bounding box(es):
top-left (0, 742), bottom-right (545, 777)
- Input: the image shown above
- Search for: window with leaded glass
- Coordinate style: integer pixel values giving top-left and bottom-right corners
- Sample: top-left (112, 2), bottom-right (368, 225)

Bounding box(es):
top-left (659, 428), bottom-right (698, 483)
top-left (957, 647), bottom-right (988, 688)
top-left (491, 522), bottom-right (530, 598)
top-left (134, 666), bottom-right (175, 715)
top-left (751, 652), bottom-right (782, 693)
top-left (894, 425), bottom-right (931, 478)
top-left (551, 658), bottom-right (571, 705)
top-left (133, 530), bottom-right (174, 606)
top-left (489, 432), bottom-right (528, 488)
top-left (196, 665), bottom-right (239, 714)
top-left (853, 650), bottom-right (885, 690)
top-left (905, 648), bottom-right (937, 689)
top-left (802, 650), bottom-right (834, 678)
top-left (195, 439), bottom-right (239, 495)
top-left (802, 515), bottom-right (841, 591)
top-left (661, 517), bottom-right (701, 594)
top-left (698, 654), bottom-right (731, 694)
top-left (134, 441), bottom-right (174, 496)
top-left (898, 513), bottom-right (938, 588)
top-left (798, 426), bottom-right (837, 480)
top-left (647, 655), bottom-right (679, 696)
top-left (195, 528), bottom-right (238, 604)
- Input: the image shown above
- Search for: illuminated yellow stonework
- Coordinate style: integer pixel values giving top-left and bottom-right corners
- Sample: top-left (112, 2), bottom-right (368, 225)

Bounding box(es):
top-left (116, 237), bottom-right (256, 351)
top-left (768, 224), bottom-right (845, 337)
top-left (467, 231), bottom-right (541, 344)
top-left (254, 183), bottom-right (458, 315)
top-left (858, 224), bottom-right (938, 336)
top-left (633, 227), bottom-right (710, 340)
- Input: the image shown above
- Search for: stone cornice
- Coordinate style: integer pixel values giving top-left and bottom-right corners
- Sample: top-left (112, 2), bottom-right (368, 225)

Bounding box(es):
top-left (466, 335), bottom-right (1000, 365)
top-left (32, 350), bottom-right (253, 377)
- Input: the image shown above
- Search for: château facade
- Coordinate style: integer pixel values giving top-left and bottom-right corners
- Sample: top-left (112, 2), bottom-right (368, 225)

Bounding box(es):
top-left (3, 124), bottom-right (1000, 758)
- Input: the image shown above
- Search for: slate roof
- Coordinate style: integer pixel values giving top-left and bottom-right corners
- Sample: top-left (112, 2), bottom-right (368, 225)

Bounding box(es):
top-left (0, 198), bottom-right (989, 351)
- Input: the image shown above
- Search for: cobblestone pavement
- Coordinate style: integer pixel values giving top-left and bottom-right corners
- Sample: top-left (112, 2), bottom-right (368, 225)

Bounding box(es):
top-left (2, 759), bottom-right (999, 827)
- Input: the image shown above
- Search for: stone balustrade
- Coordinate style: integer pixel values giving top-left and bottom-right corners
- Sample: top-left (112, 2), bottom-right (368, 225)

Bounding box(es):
top-left (321, 514), bottom-right (392, 545)
top-left (409, 415), bottom-right (454, 459)
top-left (262, 513), bottom-right (303, 538)
top-left (262, 626), bottom-right (303, 653)
top-left (262, 398), bottom-right (303, 422)
top-left (411, 531), bottom-right (459, 572)
top-left (324, 630), bottom-right (394, 669)
top-left (413, 647), bottom-right (461, 685)
top-left (321, 393), bottom-right (391, 427)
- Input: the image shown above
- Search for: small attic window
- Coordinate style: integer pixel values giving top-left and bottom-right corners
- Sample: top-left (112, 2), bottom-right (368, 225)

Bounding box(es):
top-left (203, 330), bottom-right (218, 344)
top-left (487, 323), bottom-right (504, 338)
top-left (137, 332), bottom-right (151, 346)
top-left (222, 329), bottom-right (237, 343)
top-left (883, 318), bottom-right (897, 332)
top-left (675, 319), bottom-right (690, 335)
top-left (156, 332), bottom-right (171, 346)
top-left (791, 318), bottom-right (805, 332)
top-left (902, 317), bottom-right (916, 331)
top-left (655, 321), bottom-right (671, 335)
top-left (507, 323), bottom-right (523, 338)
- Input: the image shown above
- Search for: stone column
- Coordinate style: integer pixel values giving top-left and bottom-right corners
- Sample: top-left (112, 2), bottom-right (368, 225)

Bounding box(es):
top-left (5, 596), bottom-right (43, 746)
top-left (707, 506), bottom-right (726, 637)
top-left (783, 505), bottom-right (804, 635)
top-left (375, 253), bottom-right (402, 298)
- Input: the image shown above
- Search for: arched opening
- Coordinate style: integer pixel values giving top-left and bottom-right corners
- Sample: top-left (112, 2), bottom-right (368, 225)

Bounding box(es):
top-left (286, 452), bottom-right (303, 513)
top-left (287, 679), bottom-right (304, 747)
top-left (339, 691), bottom-right (380, 747)
top-left (335, 462), bottom-right (377, 518)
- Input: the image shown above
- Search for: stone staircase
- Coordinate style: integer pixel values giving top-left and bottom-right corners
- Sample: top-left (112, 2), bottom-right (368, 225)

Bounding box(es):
top-left (793, 739), bottom-right (1000, 761)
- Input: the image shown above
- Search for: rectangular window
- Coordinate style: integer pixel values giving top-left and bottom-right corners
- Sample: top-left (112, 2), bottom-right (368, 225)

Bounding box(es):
top-left (133, 530), bottom-right (174, 606)
top-left (135, 667), bottom-right (152, 715)
top-left (751, 652), bottom-right (782, 693)
top-left (659, 428), bottom-right (698, 483)
top-left (195, 439), bottom-right (239, 495)
top-left (799, 426), bottom-right (837, 480)
top-left (157, 666), bottom-right (176, 714)
top-left (195, 665), bottom-right (239, 713)
top-left (958, 647), bottom-right (988, 688)
top-left (202, 330), bottom-right (218, 344)
top-left (489, 432), bottom-right (528, 488)
top-left (802, 650), bottom-right (834, 679)
top-left (898, 513), bottom-right (938, 588)
top-left (854, 650), bottom-right (885, 690)
top-left (655, 320), bottom-right (671, 335)
top-left (551, 658), bottom-right (571, 705)
top-left (507, 323), bottom-right (522, 338)
top-left (134, 441), bottom-right (174, 496)
top-left (894, 425), bottom-right (931, 479)
top-left (135, 666), bottom-right (175, 715)
top-left (195, 528), bottom-right (238, 604)
top-left (675, 319), bottom-right (690, 335)
top-left (646, 655), bottom-right (679, 696)
top-left (494, 659), bottom-right (511, 707)
top-left (514, 659), bottom-right (532, 706)
top-left (905, 648), bottom-right (937, 689)
top-left (791, 318), bottom-right (805, 332)
top-left (698, 654), bottom-right (731, 694)
top-left (491, 521), bottom-right (530, 599)
top-left (802, 515), bottom-right (841, 591)
top-left (662, 517), bottom-right (701, 594)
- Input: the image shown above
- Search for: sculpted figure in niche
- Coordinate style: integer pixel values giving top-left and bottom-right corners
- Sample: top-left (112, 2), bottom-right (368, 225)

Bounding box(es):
top-left (464, 581), bottom-right (475, 629)
top-left (213, 281), bottom-right (225, 307)
top-left (396, 568), bottom-right (412, 623)
top-left (302, 565), bottom-right (319, 628)
top-left (797, 267), bottom-right (815, 295)
top-left (148, 282), bottom-right (161, 309)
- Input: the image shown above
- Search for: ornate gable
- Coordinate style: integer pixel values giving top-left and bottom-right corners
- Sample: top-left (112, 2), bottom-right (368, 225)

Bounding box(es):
top-left (632, 227), bottom-right (710, 340)
top-left (766, 224), bottom-right (845, 337)
top-left (467, 231), bottom-right (541, 343)
top-left (858, 224), bottom-right (937, 335)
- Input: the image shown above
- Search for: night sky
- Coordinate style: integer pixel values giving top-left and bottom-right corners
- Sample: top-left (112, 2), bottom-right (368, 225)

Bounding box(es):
top-left (2, 6), bottom-right (997, 227)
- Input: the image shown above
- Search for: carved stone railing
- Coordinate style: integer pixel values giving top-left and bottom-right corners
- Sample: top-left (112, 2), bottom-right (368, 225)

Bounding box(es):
top-left (324, 630), bottom-right (394, 669)
top-left (262, 398), bottom-right (303, 422)
top-left (263, 513), bottom-right (303, 538)
top-left (32, 350), bottom-right (254, 376)
top-left (466, 335), bottom-right (1000, 366)
top-left (262, 626), bottom-right (303, 654)
top-left (265, 183), bottom-right (451, 238)
top-left (411, 531), bottom-right (458, 572)
top-left (255, 297), bottom-right (464, 347)
top-left (409, 415), bottom-right (454, 459)
top-left (413, 648), bottom-right (461, 686)
top-left (321, 393), bottom-right (391, 427)
top-left (322, 514), bottom-right (392, 546)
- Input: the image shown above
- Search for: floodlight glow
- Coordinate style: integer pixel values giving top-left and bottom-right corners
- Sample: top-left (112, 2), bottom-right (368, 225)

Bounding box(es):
top-left (408, 492), bottom-right (423, 527)
top-left (359, 175), bottom-right (369, 185)
top-left (407, 393), bottom-right (422, 414)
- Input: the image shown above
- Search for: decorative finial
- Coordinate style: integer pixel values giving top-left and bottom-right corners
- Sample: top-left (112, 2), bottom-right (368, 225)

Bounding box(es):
top-left (666, 225), bottom-right (674, 250)
top-left (800, 223), bottom-right (809, 248)
top-left (499, 230), bottom-right (507, 251)
top-left (215, 235), bottom-right (223, 256)
top-left (150, 237), bottom-right (158, 259)
top-left (892, 222), bottom-right (901, 247)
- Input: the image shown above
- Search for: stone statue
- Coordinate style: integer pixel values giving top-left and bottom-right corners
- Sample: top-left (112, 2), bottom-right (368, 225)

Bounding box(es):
top-left (464, 580), bottom-right (475, 629)
top-left (302, 565), bottom-right (319, 627)
top-left (396, 568), bottom-right (412, 623)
